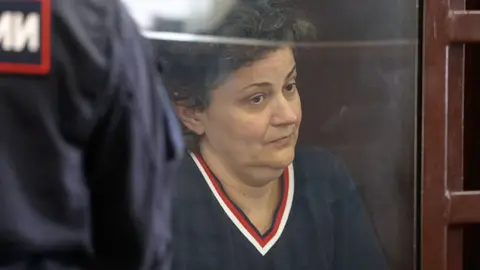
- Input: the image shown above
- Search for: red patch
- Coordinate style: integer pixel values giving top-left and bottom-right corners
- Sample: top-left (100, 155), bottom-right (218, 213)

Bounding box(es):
top-left (0, 0), bottom-right (51, 75)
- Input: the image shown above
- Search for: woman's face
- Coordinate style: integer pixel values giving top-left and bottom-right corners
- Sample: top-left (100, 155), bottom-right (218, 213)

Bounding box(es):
top-left (181, 47), bottom-right (301, 172)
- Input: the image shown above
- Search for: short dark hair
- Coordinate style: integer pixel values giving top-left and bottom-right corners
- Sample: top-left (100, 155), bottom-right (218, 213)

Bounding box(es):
top-left (153, 0), bottom-right (315, 149)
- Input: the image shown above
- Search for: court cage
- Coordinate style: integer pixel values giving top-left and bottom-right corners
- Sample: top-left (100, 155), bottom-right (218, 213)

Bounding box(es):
top-left (124, 0), bottom-right (480, 268)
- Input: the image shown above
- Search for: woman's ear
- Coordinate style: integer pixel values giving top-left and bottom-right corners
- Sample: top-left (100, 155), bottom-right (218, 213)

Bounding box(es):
top-left (175, 105), bottom-right (206, 136)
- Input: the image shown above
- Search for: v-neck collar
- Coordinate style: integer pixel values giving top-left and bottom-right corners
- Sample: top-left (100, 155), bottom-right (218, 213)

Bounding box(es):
top-left (189, 152), bottom-right (295, 256)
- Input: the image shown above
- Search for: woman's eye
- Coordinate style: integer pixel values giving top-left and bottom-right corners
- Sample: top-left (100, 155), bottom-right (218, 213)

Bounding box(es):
top-left (285, 82), bottom-right (297, 92)
top-left (250, 94), bottom-right (265, 104)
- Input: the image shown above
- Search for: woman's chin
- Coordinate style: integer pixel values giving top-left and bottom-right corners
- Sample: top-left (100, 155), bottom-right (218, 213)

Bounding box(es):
top-left (267, 146), bottom-right (296, 168)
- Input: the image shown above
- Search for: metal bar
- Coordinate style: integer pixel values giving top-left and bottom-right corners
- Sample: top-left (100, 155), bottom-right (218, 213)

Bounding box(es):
top-left (144, 30), bottom-right (417, 48)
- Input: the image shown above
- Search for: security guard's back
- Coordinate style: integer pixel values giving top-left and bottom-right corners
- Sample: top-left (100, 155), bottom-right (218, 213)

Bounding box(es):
top-left (0, 0), bottom-right (183, 269)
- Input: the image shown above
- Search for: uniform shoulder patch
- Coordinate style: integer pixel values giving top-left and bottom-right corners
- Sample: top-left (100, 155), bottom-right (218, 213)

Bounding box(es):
top-left (0, 0), bottom-right (50, 75)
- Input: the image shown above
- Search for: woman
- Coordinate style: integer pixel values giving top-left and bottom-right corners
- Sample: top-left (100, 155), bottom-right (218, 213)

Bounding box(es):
top-left (155, 1), bottom-right (389, 269)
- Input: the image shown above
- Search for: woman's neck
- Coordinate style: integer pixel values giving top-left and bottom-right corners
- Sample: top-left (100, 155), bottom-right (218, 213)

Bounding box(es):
top-left (198, 143), bottom-right (282, 216)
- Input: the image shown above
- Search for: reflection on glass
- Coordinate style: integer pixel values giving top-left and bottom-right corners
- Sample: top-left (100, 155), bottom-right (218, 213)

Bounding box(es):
top-left (122, 0), bottom-right (237, 32)
top-left (153, 1), bottom-right (390, 269)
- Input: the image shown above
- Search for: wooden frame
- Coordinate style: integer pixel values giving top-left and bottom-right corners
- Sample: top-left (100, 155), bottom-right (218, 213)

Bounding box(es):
top-left (422, 0), bottom-right (480, 268)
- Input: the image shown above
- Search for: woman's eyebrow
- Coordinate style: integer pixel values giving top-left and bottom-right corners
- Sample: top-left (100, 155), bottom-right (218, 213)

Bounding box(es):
top-left (285, 65), bottom-right (297, 80)
top-left (240, 65), bottom-right (297, 91)
top-left (241, 82), bottom-right (272, 92)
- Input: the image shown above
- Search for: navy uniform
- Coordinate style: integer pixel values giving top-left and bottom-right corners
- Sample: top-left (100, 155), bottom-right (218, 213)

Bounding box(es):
top-left (0, 0), bottom-right (183, 269)
top-left (172, 147), bottom-right (388, 270)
